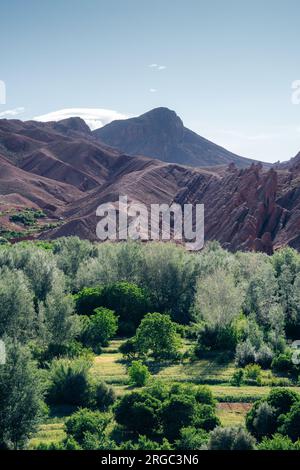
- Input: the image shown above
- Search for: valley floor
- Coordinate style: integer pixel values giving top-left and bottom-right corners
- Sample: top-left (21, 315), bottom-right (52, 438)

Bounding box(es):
top-left (29, 339), bottom-right (300, 448)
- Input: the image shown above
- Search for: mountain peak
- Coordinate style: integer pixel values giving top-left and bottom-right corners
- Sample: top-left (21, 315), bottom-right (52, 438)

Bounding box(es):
top-left (52, 117), bottom-right (91, 135)
top-left (93, 107), bottom-right (264, 168)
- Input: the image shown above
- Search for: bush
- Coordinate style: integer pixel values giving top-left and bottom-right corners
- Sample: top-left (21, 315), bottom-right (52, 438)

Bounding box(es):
top-left (246, 401), bottom-right (277, 439)
top-left (258, 434), bottom-right (300, 450)
top-left (81, 307), bottom-right (118, 351)
top-left (271, 353), bottom-right (294, 374)
top-left (244, 364), bottom-right (262, 384)
top-left (230, 369), bottom-right (244, 387)
top-left (175, 427), bottom-right (208, 450)
top-left (208, 426), bottom-right (256, 450)
top-left (195, 324), bottom-right (237, 354)
top-left (194, 386), bottom-right (215, 406)
top-left (92, 381), bottom-right (116, 411)
top-left (65, 408), bottom-right (109, 445)
top-left (195, 404), bottom-right (220, 431)
top-left (47, 358), bottom-right (92, 406)
top-left (128, 361), bottom-right (150, 387)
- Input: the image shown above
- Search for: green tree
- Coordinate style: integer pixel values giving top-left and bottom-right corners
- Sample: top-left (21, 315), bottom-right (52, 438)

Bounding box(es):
top-left (65, 408), bottom-right (109, 446)
top-left (97, 282), bottom-right (150, 335)
top-left (160, 395), bottom-right (197, 441)
top-left (279, 402), bottom-right (300, 441)
top-left (82, 307), bottom-right (118, 351)
top-left (135, 313), bottom-right (182, 360)
top-left (0, 339), bottom-right (44, 449)
top-left (0, 268), bottom-right (35, 341)
top-left (114, 391), bottom-right (161, 436)
top-left (73, 286), bottom-right (104, 315)
top-left (194, 269), bottom-right (244, 328)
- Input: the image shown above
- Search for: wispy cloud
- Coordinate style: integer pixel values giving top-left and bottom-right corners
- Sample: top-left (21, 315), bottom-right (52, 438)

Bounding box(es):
top-left (34, 108), bottom-right (128, 130)
top-left (0, 107), bottom-right (25, 118)
top-left (148, 63), bottom-right (167, 70)
top-left (149, 88), bottom-right (157, 93)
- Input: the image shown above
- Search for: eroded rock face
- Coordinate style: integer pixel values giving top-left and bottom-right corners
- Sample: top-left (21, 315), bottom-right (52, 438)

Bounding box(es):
top-left (174, 163), bottom-right (299, 254)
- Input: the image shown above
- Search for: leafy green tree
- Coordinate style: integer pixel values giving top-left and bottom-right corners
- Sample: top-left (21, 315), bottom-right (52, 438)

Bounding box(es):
top-left (92, 381), bottom-right (116, 411)
top-left (267, 388), bottom-right (300, 416)
top-left (119, 337), bottom-right (138, 360)
top-left (65, 408), bottom-right (109, 446)
top-left (0, 268), bottom-right (35, 341)
top-left (40, 282), bottom-right (79, 347)
top-left (279, 402), bottom-right (300, 441)
top-left (119, 435), bottom-right (173, 450)
top-left (160, 395), bottom-right (197, 441)
top-left (97, 282), bottom-right (150, 335)
top-left (114, 391), bottom-right (161, 436)
top-left (140, 243), bottom-right (201, 324)
top-left (53, 237), bottom-right (97, 278)
top-left (135, 313), bottom-right (182, 360)
top-left (195, 323), bottom-right (238, 353)
top-left (0, 339), bottom-right (44, 449)
top-left (73, 287), bottom-right (104, 315)
top-left (195, 404), bottom-right (220, 431)
top-left (82, 307), bottom-right (118, 351)
top-left (194, 269), bottom-right (244, 328)
top-left (128, 360), bottom-right (150, 387)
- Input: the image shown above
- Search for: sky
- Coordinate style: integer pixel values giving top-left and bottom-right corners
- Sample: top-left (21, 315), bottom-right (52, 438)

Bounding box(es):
top-left (0, 0), bottom-right (300, 163)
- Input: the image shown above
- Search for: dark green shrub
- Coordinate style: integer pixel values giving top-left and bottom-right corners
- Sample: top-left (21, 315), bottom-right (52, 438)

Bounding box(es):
top-left (195, 324), bottom-right (237, 354)
top-left (128, 361), bottom-right (150, 387)
top-left (47, 358), bottom-right (92, 406)
top-left (65, 408), bottom-right (109, 445)
top-left (114, 392), bottom-right (161, 436)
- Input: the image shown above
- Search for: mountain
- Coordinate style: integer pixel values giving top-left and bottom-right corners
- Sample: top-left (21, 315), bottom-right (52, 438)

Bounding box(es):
top-left (93, 107), bottom-right (266, 168)
top-left (0, 116), bottom-right (300, 253)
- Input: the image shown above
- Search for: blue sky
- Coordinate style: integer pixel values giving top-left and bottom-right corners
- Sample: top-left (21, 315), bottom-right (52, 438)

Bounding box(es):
top-left (0, 0), bottom-right (300, 162)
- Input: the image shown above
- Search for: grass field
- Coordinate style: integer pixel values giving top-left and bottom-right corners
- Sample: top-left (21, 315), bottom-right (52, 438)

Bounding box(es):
top-left (29, 338), bottom-right (300, 448)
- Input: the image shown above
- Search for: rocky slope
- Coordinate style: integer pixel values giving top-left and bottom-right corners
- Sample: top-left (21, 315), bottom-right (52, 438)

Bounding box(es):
top-left (0, 116), bottom-right (299, 253)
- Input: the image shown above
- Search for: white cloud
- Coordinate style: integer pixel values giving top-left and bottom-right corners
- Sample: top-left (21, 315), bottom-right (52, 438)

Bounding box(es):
top-left (34, 108), bottom-right (128, 130)
top-left (148, 64), bottom-right (167, 70)
top-left (0, 107), bottom-right (25, 118)
top-left (149, 88), bottom-right (157, 93)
